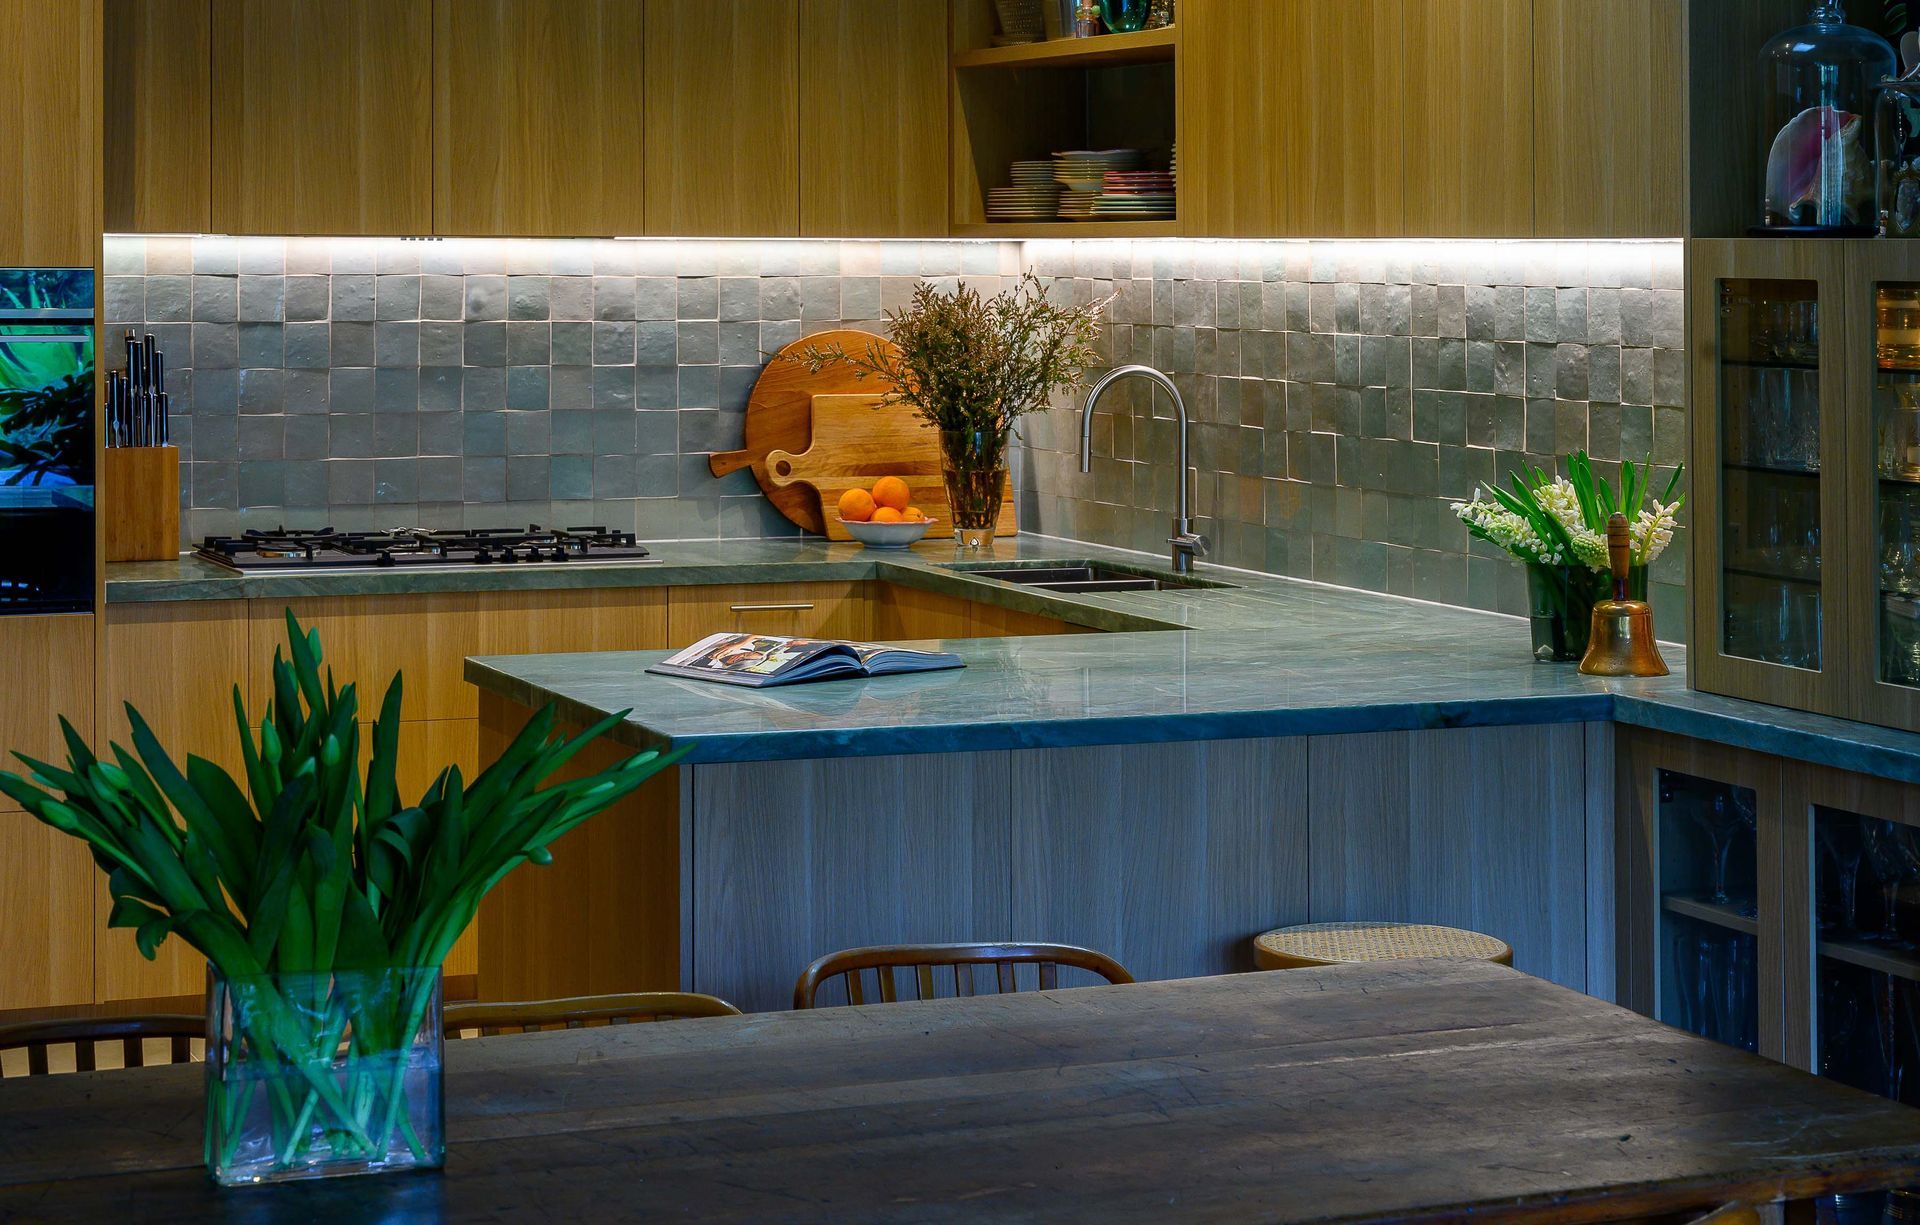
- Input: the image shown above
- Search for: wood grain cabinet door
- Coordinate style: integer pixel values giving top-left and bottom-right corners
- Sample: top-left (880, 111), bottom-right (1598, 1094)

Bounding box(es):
top-left (1532, 0), bottom-right (1684, 238)
top-left (95, 602), bottom-right (252, 1003)
top-left (1178, 0), bottom-right (1290, 237)
top-left (642, 0), bottom-right (800, 236)
top-left (798, 0), bottom-right (948, 238)
top-left (0, 0), bottom-right (100, 266)
top-left (666, 582), bottom-right (869, 648)
top-left (105, 0), bottom-right (212, 235)
top-left (1403, 0), bottom-right (1533, 238)
top-left (433, 0), bottom-right (646, 237)
top-left (210, 0), bottom-right (434, 236)
top-left (0, 615), bottom-right (95, 1011)
top-left (1282, 0), bottom-right (1406, 238)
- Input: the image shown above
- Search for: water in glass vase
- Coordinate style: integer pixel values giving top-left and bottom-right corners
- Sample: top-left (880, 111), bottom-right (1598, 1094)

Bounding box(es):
top-left (940, 429), bottom-right (1008, 552)
top-left (204, 965), bottom-right (445, 1185)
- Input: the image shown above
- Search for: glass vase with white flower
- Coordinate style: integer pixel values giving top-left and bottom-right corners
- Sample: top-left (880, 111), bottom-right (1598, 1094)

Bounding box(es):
top-left (1454, 452), bottom-right (1684, 662)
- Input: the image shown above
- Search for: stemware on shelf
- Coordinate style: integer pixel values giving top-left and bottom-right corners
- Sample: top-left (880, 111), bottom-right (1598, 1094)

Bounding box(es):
top-left (1819, 811), bottom-right (1867, 935)
top-left (1720, 279), bottom-right (1826, 672)
top-left (1862, 817), bottom-right (1920, 946)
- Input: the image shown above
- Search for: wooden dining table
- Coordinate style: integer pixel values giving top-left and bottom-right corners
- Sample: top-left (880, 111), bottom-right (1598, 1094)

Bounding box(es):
top-left (3, 959), bottom-right (1919, 1223)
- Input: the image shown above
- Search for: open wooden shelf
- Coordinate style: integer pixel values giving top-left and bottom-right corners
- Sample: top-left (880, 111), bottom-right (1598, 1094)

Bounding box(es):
top-left (1662, 893), bottom-right (1760, 937)
top-left (952, 220), bottom-right (1179, 239)
top-left (952, 27), bottom-right (1176, 70)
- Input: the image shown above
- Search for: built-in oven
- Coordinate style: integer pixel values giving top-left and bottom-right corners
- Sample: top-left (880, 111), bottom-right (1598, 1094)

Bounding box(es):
top-left (0, 268), bottom-right (93, 613)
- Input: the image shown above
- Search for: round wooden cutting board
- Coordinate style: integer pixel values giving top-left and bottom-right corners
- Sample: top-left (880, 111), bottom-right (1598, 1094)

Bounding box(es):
top-left (708, 330), bottom-right (899, 537)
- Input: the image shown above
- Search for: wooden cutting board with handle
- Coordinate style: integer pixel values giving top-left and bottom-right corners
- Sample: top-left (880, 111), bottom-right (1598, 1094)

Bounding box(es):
top-left (766, 394), bottom-right (1017, 542)
top-left (711, 329), bottom-right (1017, 540)
top-left (708, 330), bottom-right (898, 536)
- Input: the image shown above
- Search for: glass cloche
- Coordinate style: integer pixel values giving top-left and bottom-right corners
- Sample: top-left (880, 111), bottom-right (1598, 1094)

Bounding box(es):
top-left (1757, 2), bottom-right (1897, 235)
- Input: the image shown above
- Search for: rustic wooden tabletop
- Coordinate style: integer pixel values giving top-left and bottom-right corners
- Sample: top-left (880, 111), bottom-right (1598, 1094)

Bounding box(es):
top-left (3, 960), bottom-right (1918, 1223)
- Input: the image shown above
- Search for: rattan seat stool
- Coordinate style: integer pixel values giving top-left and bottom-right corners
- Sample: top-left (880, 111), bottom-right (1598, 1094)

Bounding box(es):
top-left (1252, 921), bottom-right (1513, 971)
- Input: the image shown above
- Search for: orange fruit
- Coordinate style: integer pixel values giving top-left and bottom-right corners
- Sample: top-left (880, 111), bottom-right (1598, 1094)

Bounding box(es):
top-left (871, 506), bottom-right (905, 524)
top-left (902, 506), bottom-right (925, 522)
top-left (871, 476), bottom-right (912, 511)
top-left (838, 487), bottom-right (876, 523)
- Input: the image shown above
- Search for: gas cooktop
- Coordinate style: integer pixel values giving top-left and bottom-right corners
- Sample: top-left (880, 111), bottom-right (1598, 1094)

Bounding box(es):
top-left (195, 526), bottom-right (657, 572)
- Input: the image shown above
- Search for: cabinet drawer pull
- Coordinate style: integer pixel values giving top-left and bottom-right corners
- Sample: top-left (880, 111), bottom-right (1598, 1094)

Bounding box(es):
top-left (729, 602), bottom-right (816, 613)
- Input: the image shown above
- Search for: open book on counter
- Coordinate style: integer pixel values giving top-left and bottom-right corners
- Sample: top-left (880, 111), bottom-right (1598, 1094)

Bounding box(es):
top-left (646, 632), bottom-right (964, 688)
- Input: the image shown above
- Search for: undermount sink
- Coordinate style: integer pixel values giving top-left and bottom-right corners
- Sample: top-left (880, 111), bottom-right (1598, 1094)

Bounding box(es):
top-left (947, 561), bottom-right (1236, 594)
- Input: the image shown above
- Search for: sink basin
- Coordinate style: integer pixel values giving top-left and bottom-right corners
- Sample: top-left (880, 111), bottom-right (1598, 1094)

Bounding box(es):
top-left (947, 562), bottom-right (1235, 594)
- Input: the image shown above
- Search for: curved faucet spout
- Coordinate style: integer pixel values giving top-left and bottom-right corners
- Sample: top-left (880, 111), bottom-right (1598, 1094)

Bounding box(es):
top-left (1077, 364), bottom-right (1208, 574)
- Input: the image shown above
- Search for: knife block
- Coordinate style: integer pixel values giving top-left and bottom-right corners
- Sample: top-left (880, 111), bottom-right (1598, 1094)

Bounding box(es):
top-left (103, 445), bottom-right (181, 561)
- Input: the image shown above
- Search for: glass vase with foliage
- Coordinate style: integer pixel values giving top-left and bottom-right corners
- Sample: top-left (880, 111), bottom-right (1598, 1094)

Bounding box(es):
top-left (1453, 452), bottom-right (1685, 662)
top-left (0, 613), bottom-right (687, 1185)
top-left (795, 272), bottom-right (1107, 548)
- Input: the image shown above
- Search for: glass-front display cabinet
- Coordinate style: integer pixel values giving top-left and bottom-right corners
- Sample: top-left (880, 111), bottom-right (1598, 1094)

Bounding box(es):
top-left (1656, 771), bottom-right (1761, 1054)
top-left (1855, 256), bottom-right (1920, 732)
top-left (1688, 239), bottom-right (1920, 734)
top-left (1689, 241), bottom-right (1852, 722)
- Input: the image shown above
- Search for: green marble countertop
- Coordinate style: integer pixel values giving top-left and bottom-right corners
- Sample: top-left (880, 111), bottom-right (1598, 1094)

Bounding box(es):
top-left (108, 538), bottom-right (1920, 780)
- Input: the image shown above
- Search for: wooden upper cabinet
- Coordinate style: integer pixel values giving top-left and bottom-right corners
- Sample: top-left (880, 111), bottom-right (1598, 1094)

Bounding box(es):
top-left (643, 0), bottom-right (799, 236)
top-left (0, 0), bottom-right (100, 265)
top-left (1179, 0), bottom-right (1288, 237)
top-left (798, 0), bottom-right (947, 238)
top-left (210, 0), bottom-right (433, 236)
top-left (434, 0), bottom-right (645, 237)
top-left (1284, 0), bottom-right (1405, 238)
top-left (1181, 0), bottom-right (1404, 238)
top-left (105, 0), bottom-right (211, 235)
top-left (1403, 0), bottom-right (1532, 237)
top-left (1533, 0), bottom-right (1684, 238)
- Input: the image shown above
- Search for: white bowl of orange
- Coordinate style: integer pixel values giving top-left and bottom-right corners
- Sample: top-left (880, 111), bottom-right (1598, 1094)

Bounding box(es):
top-left (837, 476), bottom-right (935, 549)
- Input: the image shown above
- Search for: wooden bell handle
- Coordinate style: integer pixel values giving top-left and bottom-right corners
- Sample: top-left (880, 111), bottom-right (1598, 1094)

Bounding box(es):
top-left (1607, 512), bottom-right (1631, 600)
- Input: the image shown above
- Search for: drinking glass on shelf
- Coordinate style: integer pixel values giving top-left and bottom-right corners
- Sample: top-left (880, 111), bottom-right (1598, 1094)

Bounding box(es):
top-left (1688, 792), bottom-right (1745, 908)
top-left (1789, 368), bottom-right (1822, 469)
top-left (1885, 500), bottom-right (1920, 594)
top-left (1782, 299), bottom-right (1821, 364)
top-left (1864, 818), bottom-right (1920, 946)
top-left (1820, 813), bottom-right (1866, 935)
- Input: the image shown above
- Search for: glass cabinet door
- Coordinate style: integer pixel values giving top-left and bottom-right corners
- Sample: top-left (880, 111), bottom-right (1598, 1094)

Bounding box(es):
top-left (1874, 286), bottom-right (1920, 694)
top-left (1813, 807), bottom-right (1920, 1223)
top-left (1656, 771), bottom-right (1760, 1053)
top-left (1717, 279), bottom-right (1825, 671)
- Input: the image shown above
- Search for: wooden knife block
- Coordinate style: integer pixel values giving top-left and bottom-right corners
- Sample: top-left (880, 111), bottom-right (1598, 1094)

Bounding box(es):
top-left (103, 445), bottom-right (181, 561)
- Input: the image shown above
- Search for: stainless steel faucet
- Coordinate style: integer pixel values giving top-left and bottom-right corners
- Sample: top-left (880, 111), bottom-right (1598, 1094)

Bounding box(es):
top-left (1079, 364), bottom-right (1210, 575)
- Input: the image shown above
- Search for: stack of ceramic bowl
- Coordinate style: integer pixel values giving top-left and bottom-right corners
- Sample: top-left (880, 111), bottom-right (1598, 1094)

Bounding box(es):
top-left (1092, 166), bottom-right (1176, 220)
top-left (1052, 148), bottom-right (1146, 197)
top-left (987, 159), bottom-right (1063, 221)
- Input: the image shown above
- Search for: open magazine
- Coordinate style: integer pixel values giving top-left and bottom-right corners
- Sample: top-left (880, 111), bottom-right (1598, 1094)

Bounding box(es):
top-left (646, 632), bottom-right (964, 688)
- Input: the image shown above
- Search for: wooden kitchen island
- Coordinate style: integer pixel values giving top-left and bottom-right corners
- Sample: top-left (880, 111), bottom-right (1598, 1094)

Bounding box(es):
top-left (467, 562), bottom-right (1639, 1013)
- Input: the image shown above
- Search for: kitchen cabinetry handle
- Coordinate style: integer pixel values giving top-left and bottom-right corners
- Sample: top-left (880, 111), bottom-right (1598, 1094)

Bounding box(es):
top-left (729, 602), bottom-right (816, 613)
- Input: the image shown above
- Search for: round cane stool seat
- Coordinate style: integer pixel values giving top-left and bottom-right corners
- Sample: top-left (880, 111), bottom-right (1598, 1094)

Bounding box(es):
top-left (1252, 921), bottom-right (1514, 971)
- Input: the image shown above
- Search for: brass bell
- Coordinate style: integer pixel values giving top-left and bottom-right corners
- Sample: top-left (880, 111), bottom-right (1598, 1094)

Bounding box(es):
top-left (1579, 512), bottom-right (1670, 678)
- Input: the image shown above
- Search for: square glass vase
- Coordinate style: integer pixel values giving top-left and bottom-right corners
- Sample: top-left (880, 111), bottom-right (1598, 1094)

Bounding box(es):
top-left (204, 964), bottom-right (445, 1186)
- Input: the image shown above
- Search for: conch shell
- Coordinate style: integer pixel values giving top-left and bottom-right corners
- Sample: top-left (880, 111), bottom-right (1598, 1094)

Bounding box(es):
top-left (1764, 104), bottom-right (1872, 226)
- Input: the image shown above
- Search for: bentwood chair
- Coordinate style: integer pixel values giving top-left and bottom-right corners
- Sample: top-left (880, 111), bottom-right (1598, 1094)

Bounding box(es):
top-left (444, 991), bottom-right (741, 1037)
top-left (0, 1015), bottom-right (204, 1077)
top-left (794, 942), bottom-right (1134, 1010)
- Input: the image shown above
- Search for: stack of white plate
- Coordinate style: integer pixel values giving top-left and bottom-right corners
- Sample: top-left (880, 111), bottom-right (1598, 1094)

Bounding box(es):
top-left (989, 158), bottom-right (1065, 220)
top-left (1057, 188), bottom-right (1102, 220)
top-left (987, 186), bottom-right (1062, 220)
top-left (1009, 159), bottom-right (1055, 187)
